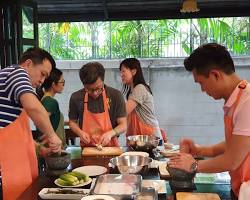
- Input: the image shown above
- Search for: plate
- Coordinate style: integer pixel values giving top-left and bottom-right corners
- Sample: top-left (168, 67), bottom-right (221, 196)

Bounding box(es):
top-left (38, 188), bottom-right (90, 199)
top-left (81, 195), bottom-right (115, 200)
top-left (120, 151), bottom-right (149, 157)
top-left (54, 178), bottom-right (92, 188)
top-left (163, 143), bottom-right (174, 150)
top-left (160, 149), bottom-right (179, 158)
top-left (142, 180), bottom-right (167, 194)
top-left (73, 165), bottom-right (107, 177)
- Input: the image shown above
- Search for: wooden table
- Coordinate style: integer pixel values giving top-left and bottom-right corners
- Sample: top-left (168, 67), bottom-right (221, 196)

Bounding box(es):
top-left (17, 151), bottom-right (232, 200)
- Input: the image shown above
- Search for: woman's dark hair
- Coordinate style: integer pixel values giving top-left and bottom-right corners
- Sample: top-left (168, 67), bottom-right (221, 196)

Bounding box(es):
top-left (184, 43), bottom-right (235, 77)
top-left (42, 68), bottom-right (63, 90)
top-left (36, 68), bottom-right (63, 99)
top-left (79, 62), bottom-right (105, 85)
top-left (18, 47), bottom-right (56, 69)
top-left (119, 58), bottom-right (152, 99)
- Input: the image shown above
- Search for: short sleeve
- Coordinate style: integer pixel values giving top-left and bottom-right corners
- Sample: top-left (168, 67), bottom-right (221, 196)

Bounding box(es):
top-left (113, 90), bottom-right (126, 118)
top-left (233, 97), bottom-right (250, 136)
top-left (41, 97), bottom-right (58, 115)
top-left (7, 68), bottom-right (35, 104)
top-left (68, 92), bottom-right (80, 121)
top-left (129, 84), bottom-right (148, 105)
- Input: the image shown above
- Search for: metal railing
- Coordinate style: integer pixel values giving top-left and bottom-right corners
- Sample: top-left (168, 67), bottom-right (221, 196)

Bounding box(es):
top-left (38, 17), bottom-right (250, 60)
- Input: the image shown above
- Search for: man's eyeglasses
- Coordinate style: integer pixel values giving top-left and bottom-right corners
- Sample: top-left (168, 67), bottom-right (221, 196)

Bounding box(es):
top-left (85, 85), bottom-right (104, 94)
top-left (57, 80), bottom-right (65, 85)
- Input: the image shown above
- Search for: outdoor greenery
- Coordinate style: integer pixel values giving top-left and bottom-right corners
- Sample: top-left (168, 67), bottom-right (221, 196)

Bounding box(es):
top-left (38, 17), bottom-right (250, 60)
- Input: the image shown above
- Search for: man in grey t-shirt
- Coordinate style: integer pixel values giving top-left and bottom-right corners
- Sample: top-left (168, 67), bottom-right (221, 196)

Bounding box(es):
top-left (68, 62), bottom-right (127, 147)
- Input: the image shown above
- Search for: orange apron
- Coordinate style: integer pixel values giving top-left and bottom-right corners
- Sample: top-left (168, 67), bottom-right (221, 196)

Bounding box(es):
top-left (81, 90), bottom-right (119, 147)
top-left (127, 110), bottom-right (157, 137)
top-left (0, 110), bottom-right (38, 200)
top-left (224, 80), bottom-right (250, 197)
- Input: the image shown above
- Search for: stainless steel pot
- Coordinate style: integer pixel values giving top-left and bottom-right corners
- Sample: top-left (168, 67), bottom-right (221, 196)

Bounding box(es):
top-left (127, 135), bottom-right (160, 152)
top-left (110, 155), bottom-right (152, 174)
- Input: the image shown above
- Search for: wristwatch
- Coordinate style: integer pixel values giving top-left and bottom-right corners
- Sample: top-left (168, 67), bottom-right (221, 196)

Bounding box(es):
top-left (190, 160), bottom-right (198, 173)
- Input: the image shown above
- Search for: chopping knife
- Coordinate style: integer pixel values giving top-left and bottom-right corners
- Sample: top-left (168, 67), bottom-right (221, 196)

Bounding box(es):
top-left (95, 144), bottom-right (103, 151)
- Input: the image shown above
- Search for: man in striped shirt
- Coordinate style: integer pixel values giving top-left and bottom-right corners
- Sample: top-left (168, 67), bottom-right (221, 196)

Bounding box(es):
top-left (0, 48), bottom-right (62, 200)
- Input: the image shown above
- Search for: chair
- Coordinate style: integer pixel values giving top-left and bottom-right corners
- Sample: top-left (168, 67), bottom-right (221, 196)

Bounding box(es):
top-left (65, 128), bottom-right (78, 146)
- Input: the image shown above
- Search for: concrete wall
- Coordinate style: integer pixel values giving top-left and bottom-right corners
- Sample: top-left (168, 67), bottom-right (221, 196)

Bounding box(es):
top-left (55, 57), bottom-right (250, 145)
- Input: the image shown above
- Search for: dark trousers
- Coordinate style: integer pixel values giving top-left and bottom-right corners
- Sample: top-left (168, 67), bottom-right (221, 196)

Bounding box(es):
top-left (231, 190), bottom-right (238, 200)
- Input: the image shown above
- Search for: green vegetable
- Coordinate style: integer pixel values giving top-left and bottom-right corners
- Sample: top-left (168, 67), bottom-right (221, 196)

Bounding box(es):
top-left (57, 178), bottom-right (71, 186)
top-left (69, 171), bottom-right (89, 181)
top-left (59, 174), bottom-right (79, 185)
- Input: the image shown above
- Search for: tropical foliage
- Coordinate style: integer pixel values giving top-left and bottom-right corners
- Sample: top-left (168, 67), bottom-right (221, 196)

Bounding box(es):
top-left (38, 17), bottom-right (250, 60)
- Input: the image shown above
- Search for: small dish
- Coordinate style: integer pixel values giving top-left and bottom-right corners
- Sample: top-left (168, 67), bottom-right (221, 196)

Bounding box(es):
top-left (163, 143), bottom-right (174, 150)
top-left (39, 188), bottom-right (90, 199)
top-left (142, 180), bottom-right (167, 194)
top-left (160, 150), bottom-right (179, 158)
top-left (160, 146), bottom-right (180, 157)
top-left (54, 178), bottom-right (92, 188)
top-left (137, 187), bottom-right (158, 200)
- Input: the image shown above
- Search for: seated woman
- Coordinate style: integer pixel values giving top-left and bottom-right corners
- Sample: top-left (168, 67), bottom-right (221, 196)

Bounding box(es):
top-left (37, 68), bottom-right (67, 149)
top-left (119, 58), bottom-right (162, 140)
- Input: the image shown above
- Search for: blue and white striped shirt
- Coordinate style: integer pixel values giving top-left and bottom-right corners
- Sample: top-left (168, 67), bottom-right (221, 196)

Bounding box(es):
top-left (0, 65), bottom-right (35, 128)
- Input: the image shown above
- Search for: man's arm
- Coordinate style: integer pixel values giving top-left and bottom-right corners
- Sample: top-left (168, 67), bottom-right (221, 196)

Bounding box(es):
top-left (68, 119), bottom-right (83, 137)
top-left (126, 99), bottom-right (137, 115)
top-left (180, 138), bottom-right (225, 157)
top-left (20, 93), bottom-right (61, 152)
top-left (197, 134), bottom-right (250, 173)
top-left (196, 141), bottom-right (226, 157)
top-left (68, 91), bottom-right (90, 144)
top-left (68, 119), bottom-right (90, 144)
top-left (99, 116), bottom-right (127, 146)
top-left (114, 116), bottom-right (127, 136)
top-left (171, 134), bottom-right (250, 173)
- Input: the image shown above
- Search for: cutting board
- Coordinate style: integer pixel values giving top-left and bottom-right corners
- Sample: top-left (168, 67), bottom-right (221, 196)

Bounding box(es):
top-left (158, 162), bottom-right (170, 179)
top-left (176, 192), bottom-right (221, 200)
top-left (82, 147), bottom-right (124, 156)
